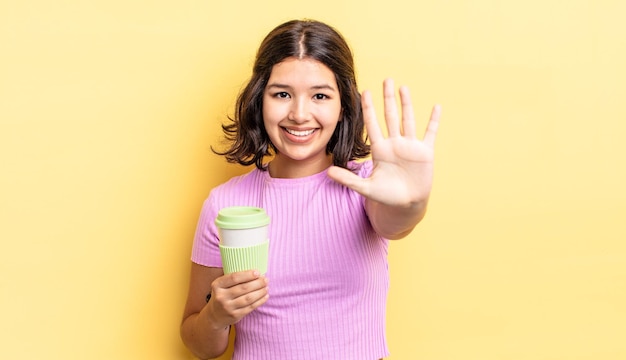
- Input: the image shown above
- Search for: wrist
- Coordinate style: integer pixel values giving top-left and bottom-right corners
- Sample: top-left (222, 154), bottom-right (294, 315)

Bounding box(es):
top-left (202, 299), bottom-right (231, 333)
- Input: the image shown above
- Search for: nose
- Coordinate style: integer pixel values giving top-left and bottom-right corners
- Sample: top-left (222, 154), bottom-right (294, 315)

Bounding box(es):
top-left (288, 97), bottom-right (311, 123)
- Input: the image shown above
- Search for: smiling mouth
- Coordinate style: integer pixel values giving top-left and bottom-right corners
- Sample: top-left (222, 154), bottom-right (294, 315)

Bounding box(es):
top-left (283, 128), bottom-right (316, 137)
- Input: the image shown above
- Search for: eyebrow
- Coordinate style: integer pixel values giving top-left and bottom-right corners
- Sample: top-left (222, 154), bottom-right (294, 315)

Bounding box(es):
top-left (266, 83), bottom-right (337, 92)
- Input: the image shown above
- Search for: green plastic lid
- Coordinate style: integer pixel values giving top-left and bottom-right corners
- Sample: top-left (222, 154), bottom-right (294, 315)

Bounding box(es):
top-left (214, 206), bottom-right (270, 229)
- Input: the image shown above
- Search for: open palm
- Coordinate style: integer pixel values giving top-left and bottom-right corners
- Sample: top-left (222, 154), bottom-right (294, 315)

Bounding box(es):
top-left (328, 78), bottom-right (441, 207)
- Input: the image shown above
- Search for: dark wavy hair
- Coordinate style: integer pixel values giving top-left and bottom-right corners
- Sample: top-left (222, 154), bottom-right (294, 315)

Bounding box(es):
top-left (213, 19), bottom-right (370, 170)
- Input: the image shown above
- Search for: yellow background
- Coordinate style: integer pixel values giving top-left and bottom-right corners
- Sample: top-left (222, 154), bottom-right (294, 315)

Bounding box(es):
top-left (1, 0), bottom-right (625, 359)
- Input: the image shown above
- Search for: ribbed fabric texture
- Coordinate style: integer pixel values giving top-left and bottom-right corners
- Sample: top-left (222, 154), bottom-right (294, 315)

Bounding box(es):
top-left (191, 160), bottom-right (390, 360)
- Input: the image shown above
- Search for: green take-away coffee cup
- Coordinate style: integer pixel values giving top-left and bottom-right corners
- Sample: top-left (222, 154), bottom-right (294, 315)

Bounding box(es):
top-left (215, 206), bottom-right (270, 275)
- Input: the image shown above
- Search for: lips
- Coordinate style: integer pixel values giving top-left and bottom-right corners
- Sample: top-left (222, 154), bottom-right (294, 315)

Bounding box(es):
top-left (283, 127), bottom-right (316, 137)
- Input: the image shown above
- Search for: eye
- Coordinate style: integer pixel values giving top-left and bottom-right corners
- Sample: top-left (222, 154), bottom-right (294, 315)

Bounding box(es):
top-left (274, 92), bottom-right (290, 99)
top-left (313, 93), bottom-right (329, 100)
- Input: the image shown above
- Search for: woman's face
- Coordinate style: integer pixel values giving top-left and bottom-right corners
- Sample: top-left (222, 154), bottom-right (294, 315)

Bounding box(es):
top-left (262, 57), bottom-right (342, 178)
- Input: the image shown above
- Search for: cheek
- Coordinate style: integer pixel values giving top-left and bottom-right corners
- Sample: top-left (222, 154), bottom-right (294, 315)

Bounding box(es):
top-left (261, 106), bottom-right (280, 141)
top-left (321, 105), bottom-right (343, 125)
top-left (262, 101), bottom-right (285, 125)
top-left (261, 111), bottom-right (275, 133)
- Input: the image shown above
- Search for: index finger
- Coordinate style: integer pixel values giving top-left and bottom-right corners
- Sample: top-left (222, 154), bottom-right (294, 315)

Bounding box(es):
top-left (361, 90), bottom-right (384, 144)
top-left (214, 270), bottom-right (262, 289)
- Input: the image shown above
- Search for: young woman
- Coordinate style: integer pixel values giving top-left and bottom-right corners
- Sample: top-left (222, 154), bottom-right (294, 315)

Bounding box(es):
top-left (181, 19), bottom-right (441, 360)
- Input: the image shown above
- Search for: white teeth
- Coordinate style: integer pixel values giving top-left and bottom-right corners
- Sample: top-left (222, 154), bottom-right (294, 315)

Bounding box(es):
top-left (285, 128), bottom-right (315, 136)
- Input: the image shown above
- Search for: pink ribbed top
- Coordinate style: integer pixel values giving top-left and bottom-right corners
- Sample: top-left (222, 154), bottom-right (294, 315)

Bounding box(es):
top-left (191, 160), bottom-right (390, 360)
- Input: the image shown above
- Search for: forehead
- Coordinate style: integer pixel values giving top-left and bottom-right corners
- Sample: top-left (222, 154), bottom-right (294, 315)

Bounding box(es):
top-left (268, 57), bottom-right (337, 88)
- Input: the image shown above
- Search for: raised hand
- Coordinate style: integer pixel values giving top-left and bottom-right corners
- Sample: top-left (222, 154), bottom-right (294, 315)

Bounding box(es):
top-left (328, 78), bottom-right (441, 208)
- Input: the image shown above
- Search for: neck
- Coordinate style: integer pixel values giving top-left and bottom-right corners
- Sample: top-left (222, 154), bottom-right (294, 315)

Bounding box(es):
top-left (268, 155), bottom-right (333, 179)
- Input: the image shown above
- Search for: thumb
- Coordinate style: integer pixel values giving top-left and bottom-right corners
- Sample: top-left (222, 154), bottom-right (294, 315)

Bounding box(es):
top-left (327, 166), bottom-right (370, 197)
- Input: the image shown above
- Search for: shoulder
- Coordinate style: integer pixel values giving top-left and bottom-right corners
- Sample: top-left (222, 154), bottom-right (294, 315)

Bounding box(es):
top-left (209, 167), bottom-right (266, 201)
top-left (217, 167), bottom-right (264, 187)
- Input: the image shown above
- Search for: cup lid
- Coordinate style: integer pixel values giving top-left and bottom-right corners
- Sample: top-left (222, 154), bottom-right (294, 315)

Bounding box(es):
top-left (214, 206), bottom-right (270, 229)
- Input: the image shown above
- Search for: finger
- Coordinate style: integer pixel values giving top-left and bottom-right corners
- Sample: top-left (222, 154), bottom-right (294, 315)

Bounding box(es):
top-left (398, 85), bottom-right (416, 138)
top-left (229, 290), bottom-right (270, 321)
top-left (361, 90), bottom-right (384, 144)
top-left (214, 270), bottom-right (261, 289)
top-left (232, 284), bottom-right (269, 310)
top-left (215, 282), bottom-right (269, 324)
top-left (228, 276), bottom-right (268, 300)
top-left (212, 275), bottom-right (268, 311)
top-left (327, 166), bottom-right (370, 198)
top-left (383, 78), bottom-right (401, 137)
top-left (423, 104), bottom-right (442, 148)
